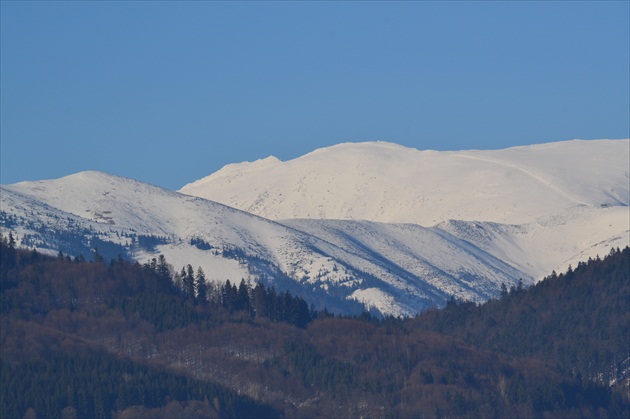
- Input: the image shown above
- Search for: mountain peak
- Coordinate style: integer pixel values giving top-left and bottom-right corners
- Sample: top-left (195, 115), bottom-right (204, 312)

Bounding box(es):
top-left (180, 139), bottom-right (629, 226)
top-left (309, 140), bottom-right (413, 152)
top-left (296, 141), bottom-right (421, 160)
top-left (2, 139), bottom-right (628, 316)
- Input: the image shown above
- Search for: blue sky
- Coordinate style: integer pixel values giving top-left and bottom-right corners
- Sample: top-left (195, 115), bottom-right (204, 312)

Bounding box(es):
top-left (1, 1), bottom-right (628, 190)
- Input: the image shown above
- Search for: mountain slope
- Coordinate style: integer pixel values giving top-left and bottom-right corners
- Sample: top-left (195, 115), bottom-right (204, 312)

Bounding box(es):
top-left (180, 139), bottom-right (629, 226)
top-left (1, 171), bottom-right (525, 316)
top-left (280, 218), bottom-right (524, 309)
top-left (181, 139), bottom-right (629, 281)
top-left (436, 205), bottom-right (630, 280)
top-left (2, 241), bottom-right (627, 418)
top-left (412, 246), bottom-right (630, 390)
top-left (2, 139), bottom-right (628, 315)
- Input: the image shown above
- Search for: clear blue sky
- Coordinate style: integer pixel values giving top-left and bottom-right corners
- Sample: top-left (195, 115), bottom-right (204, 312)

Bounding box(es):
top-left (2, 1), bottom-right (628, 190)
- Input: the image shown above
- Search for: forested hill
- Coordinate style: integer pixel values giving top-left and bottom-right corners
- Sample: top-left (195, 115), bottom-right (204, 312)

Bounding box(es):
top-left (412, 247), bottom-right (630, 389)
top-left (1, 233), bottom-right (628, 418)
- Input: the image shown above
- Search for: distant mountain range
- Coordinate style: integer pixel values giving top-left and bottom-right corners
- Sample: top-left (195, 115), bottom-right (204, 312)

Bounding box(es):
top-left (1, 139), bottom-right (628, 316)
top-left (181, 139), bottom-right (629, 225)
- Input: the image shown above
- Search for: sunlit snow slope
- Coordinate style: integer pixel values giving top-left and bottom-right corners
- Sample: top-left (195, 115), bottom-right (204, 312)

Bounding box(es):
top-left (2, 139), bottom-right (628, 316)
top-left (180, 139), bottom-right (629, 226)
top-left (1, 171), bottom-right (524, 316)
top-left (181, 139), bottom-right (630, 281)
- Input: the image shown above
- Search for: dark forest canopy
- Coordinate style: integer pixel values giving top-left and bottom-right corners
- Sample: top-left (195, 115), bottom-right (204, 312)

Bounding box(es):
top-left (1, 233), bottom-right (628, 418)
top-left (412, 246), bottom-right (630, 388)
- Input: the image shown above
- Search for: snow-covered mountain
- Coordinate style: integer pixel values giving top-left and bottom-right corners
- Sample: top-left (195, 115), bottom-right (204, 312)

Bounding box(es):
top-left (2, 139), bottom-right (628, 316)
top-left (1, 171), bottom-right (525, 316)
top-left (181, 138), bottom-right (629, 281)
top-left (180, 139), bottom-right (629, 226)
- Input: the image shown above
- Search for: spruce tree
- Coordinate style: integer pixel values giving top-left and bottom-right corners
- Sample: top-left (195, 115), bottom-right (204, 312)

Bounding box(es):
top-left (155, 254), bottom-right (172, 289)
top-left (195, 267), bottom-right (208, 304)
top-left (182, 264), bottom-right (195, 298)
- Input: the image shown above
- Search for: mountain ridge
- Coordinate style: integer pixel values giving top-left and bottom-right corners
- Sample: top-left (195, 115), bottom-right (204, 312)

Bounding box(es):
top-left (1, 139), bottom-right (628, 316)
top-left (2, 170), bottom-right (527, 316)
top-left (180, 138), bottom-right (629, 225)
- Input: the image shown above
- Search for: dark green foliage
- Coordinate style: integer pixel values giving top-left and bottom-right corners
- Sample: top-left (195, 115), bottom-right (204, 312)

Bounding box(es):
top-left (0, 212), bottom-right (132, 262)
top-left (0, 351), bottom-right (278, 419)
top-left (135, 234), bottom-right (168, 252)
top-left (181, 264), bottom-right (196, 299)
top-left (115, 293), bottom-right (202, 332)
top-left (1, 234), bottom-right (628, 418)
top-left (190, 237), bottom-right (213, 250)
top-left (221, 244), bottom-right (368, 315)
top-left (284, 337), bottom-right (354, 396)
top-left (413, 247), bottom-right (630, 387)
top-left (89, 236), bottom-right (129, 262)
top-left (0, 232), bottom-right (18, 290)
top-left (195, 267), bottom-right (208, 305)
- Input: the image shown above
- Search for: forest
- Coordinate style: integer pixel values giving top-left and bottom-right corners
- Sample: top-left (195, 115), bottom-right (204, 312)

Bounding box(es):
top-left (1, 232), bottom-right (628, 418)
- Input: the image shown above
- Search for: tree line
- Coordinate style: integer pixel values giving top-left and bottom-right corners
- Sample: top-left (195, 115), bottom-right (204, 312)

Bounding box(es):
top-left (1, 232), bottom-right (628, 418)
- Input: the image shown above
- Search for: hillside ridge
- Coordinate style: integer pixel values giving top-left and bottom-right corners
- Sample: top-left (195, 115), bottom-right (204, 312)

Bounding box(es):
top-left (180, 138), bottom-right (629, 225)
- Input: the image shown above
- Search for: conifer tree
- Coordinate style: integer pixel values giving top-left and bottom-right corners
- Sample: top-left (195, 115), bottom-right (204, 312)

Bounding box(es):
top-left (8, 232), bottom-right (16, 249)
top-left (182, 264), bottom-right (195, 298)
top-left (237, 279), bottom-right (249, 313)
top-left (92, 246), bottom-right (104, 263)
top-left (195, 267), bottom-right (208, 304)
top-left (153, 254), bottom-right (173, 290)
top-left (251, 282), bottom-right (269, 319)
